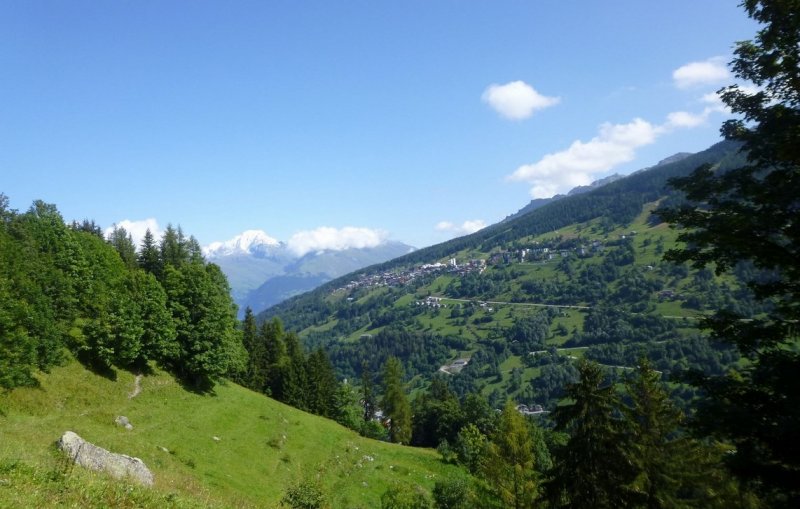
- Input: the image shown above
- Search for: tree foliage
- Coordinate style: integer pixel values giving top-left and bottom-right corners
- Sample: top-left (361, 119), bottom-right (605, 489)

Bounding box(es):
top-left (382, 357), bottom-right (412, 444)
top-left (546, 360), bottom-right (634, 509)
top-left (482, 401), bottom-right (539, 509)
top-left (657, 1), bottom-right (800, 505)
top-left (0, 196), bottom-right (242, 392)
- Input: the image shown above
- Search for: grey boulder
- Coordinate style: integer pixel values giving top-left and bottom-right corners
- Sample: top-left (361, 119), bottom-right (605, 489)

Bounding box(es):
top-left (57, 431), bottom-right (154, 486)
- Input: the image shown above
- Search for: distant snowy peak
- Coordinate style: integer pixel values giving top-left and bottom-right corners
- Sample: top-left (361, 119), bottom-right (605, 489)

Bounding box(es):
top-left (203, 230), bottom-right (283, 258)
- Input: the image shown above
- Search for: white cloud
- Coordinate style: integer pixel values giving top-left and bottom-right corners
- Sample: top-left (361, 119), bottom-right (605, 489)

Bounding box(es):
top-left (507, 102), bottom-right (731, 199)
top-left (507, 118), bottom-right (660, 198)
top-left (436, 219), bottom-right (487, 236)
top-left (287, 226), bottom-right (388, 257)
top-left (665, 110), bottom-right (708, 129)
top-left (673, 57), bottom-right (730, 89)
top-left (482, 81), bottom-right (560, 120)
top-left (104, 218), bottom-right (163, 248)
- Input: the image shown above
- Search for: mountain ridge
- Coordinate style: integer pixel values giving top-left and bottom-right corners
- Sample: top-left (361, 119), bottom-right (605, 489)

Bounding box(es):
top-left (260, 140), bottom-right (743, 326)
top-left (206, 232), bottom-right (415, 315)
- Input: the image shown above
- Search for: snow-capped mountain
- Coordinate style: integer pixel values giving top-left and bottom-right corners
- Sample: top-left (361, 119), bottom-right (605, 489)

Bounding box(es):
top-left (205, 229), bottom-right (414, 316)
top-left (203, 230), bottom-right (283, 258)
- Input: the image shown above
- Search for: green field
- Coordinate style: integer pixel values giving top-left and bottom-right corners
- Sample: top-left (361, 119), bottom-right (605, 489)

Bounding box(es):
top-left (0, 360), bottom-right (463, 508)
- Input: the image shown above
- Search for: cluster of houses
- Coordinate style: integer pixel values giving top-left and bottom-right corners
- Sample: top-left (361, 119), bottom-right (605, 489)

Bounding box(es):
top-left (332, 235), bottom-right (624, 296)
top-left (332, 258), bottom-right (486, 294)
top-left (417, 296), bottom-right (447, 308)
top-left (488, 240), bottom-right (607, 265)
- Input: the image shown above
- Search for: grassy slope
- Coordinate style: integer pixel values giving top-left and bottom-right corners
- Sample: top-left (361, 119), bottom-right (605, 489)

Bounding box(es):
top-left (0, 361), bottom-right (461, 508)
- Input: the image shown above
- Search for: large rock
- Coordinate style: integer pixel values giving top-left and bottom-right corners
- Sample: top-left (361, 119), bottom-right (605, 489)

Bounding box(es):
top-left (57, 431), bottom-right (154, 486)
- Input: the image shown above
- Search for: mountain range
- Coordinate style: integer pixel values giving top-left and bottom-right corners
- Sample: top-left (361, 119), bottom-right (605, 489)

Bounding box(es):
top-left (209, 152), bottom-right (697, 316)
top-left (204, 231), bottom-right (414, 315)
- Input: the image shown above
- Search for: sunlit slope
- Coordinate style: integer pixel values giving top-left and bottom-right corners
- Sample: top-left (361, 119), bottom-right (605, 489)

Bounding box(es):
top-left (0, 361), bottom-right (459, 508)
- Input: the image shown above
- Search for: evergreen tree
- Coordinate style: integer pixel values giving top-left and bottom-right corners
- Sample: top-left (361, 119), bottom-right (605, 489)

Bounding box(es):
top-left (361, 361), bottom-right (377, 422)
top-left (187, 235), bottom-right (204, 264)
top-left (546, 360), bottom-right (635, 509)
top-left (622, 359), bottom-right (702, 508)
top-left (306, 348), bottom-right (338, 418)
top-left (138, 228), bottom-right (161, 277)
top-left (261, 318), bottom-right (288, 398)
top-left (382, 357), bottom-right (412, 444)
top-left (70, 219), bottom-right (103, 238)
top-left (482, 401), bottom-right (538, 509)
top-left (411, 377), bottom-right (464, 447)
top-left (160, 224), bottom-right (188, 269)
top-left (107, 225), bottom-right (137, 269)
top-left (657, 1), bottom-right (800, 505)
top-left (241, 307), bottom-right (265, 390)
top-left (333, 379), bottom-right (364, 431)
top-left (283, 332), bottom-right (308, 410)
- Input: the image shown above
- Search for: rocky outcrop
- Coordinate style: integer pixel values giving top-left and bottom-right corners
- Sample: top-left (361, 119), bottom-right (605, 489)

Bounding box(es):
top-left (57, 431), bottom-right (153, 486)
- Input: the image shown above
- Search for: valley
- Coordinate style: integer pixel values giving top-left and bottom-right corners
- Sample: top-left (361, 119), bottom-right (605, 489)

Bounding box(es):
top-left (262, 142), bottom-right (748, 411)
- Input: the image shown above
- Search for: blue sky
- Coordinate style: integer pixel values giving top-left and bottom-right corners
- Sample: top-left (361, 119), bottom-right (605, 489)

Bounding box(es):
top-left (1, 1), bottom-right (756, 250)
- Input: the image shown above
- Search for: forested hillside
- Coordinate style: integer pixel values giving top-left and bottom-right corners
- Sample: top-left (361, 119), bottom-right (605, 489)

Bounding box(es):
top-left (258, 141), bottom-right (755, 411)
top-left (0, 198), bottom-right (243, 391)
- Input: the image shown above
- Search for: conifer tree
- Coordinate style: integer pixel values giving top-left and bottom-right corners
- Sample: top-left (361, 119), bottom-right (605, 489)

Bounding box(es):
top-left (160, 224), bottom-right (187, 269)
top-left (282, 332), bottom-right (308, 410)
top-left (261, 318), bottom-right (288, 398)
top-left (306, 348), bottom-right (338, 418)
top-left (107, 225), bottom-right (137, 269)
top-left (361, 361), bottom-right (377, 422)
top-left (381, 356), bottom-right (412, 444)
top-left (622, 359), bottom-right (695, 508)
top-left (546, 360), bottom-right (634, 509)
top-left (138, 228), bottom-right (162, 277)
top-left (411, 377), bottom-right (464, 447)
top-left (241, 307), bottom-right (265, 390)
top-left (482, 401), bottom-right (538, 509)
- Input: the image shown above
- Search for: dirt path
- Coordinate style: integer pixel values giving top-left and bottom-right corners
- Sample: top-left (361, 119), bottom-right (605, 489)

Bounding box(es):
top-left (128, 374), bottom-right (143, 399)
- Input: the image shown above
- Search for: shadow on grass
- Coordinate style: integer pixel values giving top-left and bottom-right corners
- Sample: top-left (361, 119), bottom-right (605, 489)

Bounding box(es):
top-left (75, 351), bottom-right (117, 382)
top-left (172, 372), bottom-right (218, 396)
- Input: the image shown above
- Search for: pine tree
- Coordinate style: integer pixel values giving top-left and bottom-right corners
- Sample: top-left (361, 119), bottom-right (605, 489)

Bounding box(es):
top-left (546, 360), bottom-right (635, 509)
top-left (138, 228), bottom-right (162, 277)
top-left (241, 307), bottom-right (265, 390)
top-left (187, 235), bottom-right (204, 264)
top-left (306, 348), bottom-right (338, 418)
top-left (361, 361), bottom-right (377, 422)
top-left (622, 359), bottom-right (697, 508)
top-left (160, 224), bottom-right (188, 269)
top-left (261, 318), bottom-right (288, 398)
top-left (107, 225), bottom-right (137, 269)
top-left (282, 332), bottom-right (308, 410)
top-left (381, 357), bottom-right (412, 444)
